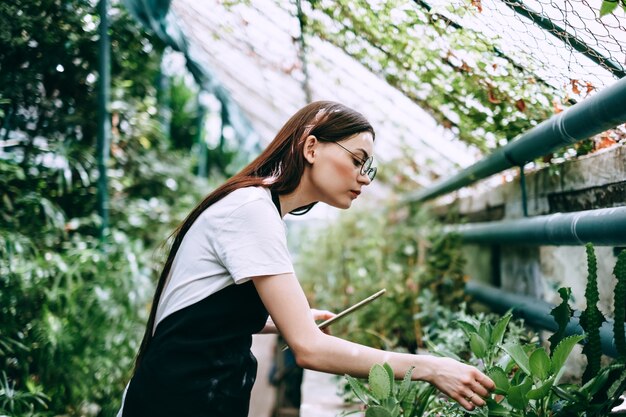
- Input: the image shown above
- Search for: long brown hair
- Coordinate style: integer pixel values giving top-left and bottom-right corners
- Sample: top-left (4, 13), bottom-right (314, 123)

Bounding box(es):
top-left (133, 101), bottom-right (374, 372)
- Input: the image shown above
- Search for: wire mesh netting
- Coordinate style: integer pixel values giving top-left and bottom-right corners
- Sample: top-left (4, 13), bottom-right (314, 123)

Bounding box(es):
top-left (421, 0), bottom-right (626, 99)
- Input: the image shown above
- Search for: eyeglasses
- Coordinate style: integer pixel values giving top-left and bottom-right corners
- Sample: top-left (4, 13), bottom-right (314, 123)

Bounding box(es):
top-left (330, 141), bottom-right (377, 181)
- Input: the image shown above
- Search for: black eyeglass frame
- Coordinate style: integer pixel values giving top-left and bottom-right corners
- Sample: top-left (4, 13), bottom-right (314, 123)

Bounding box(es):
top-left (317, 138), bottom-right (377, 181)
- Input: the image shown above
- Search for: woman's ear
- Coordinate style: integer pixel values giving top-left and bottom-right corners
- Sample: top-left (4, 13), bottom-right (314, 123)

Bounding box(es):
top-left (303, 135), bottom-right (318, 164)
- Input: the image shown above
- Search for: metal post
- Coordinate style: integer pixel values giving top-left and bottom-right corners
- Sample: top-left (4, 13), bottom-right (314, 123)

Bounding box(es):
top-left (519, 165), bottom-right (528, 217)
top-left (97, 0), bottom-right (111, 240)
top-left (196, 101), bottom-right (207, 178)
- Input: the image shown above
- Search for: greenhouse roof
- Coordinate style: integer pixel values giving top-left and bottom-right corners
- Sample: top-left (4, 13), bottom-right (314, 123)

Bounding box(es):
top-left (139, 0), bottom-right (625, 187)
top-left (170, 0), bottom-right (481, 185)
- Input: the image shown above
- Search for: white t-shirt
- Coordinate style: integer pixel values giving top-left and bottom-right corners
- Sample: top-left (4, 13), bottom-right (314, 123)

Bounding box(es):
top-left (153, 186), bottom-right (295, 331)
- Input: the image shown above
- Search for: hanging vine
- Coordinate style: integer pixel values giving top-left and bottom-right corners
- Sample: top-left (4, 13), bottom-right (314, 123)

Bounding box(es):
top-left (304, 0), bottom-right (559, 152)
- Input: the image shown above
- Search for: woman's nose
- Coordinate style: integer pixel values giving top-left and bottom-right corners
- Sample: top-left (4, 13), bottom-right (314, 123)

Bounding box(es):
top-left (358, 172), bottom-right (372, 185)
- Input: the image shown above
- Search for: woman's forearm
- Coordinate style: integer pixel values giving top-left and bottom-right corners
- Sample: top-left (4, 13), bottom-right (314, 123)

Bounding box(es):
top-left (292, 332), bottom-right (437, 382)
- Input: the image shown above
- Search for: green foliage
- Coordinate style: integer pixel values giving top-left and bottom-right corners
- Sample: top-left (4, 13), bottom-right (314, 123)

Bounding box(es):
top-left (296, 202), bottom-right (466, 352)
top-left (0, 142), bottom-right (210, 416)
top-left (614, 250), bottom-right (626, 361)
top-left (168, 76), bottom-right (200, 150)
top-left (0, 0), bottom-right (164, 156)
top-left (0, 2), bottom-right (216, 416)
top-left (450, 313), bottom-right (586, 416)
top-left (580, 243), bottom-right (606, 383)
top-left (347, 310), bottom-right (588, 417)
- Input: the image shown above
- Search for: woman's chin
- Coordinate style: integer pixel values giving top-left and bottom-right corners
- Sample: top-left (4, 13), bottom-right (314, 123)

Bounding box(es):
top-left (337, 199), bottom-right (354, 210)
top-left (321, 193), bottom-right (355, 210)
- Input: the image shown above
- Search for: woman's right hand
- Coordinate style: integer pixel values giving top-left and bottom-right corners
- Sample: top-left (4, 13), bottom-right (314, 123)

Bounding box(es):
top-left (424, 356), bottom-right (495, 411)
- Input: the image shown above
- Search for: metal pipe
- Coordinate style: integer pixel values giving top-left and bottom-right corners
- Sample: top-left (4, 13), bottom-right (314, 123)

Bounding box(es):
top-left (404, 77), bottom-right (626, 203)
top-left (466, 281), bottom-right (622, 357)
top-left (451, 206), bottom-right (626, 246)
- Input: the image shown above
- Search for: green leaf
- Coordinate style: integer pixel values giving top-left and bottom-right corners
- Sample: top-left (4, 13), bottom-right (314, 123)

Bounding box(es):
top-left (600, 0), bottom-right (619, 16)
top-left (488, 366), bottom-right (511, 394)
top-left (527, 376), bottom-right (554, 400)
top-left (470, 333), bottom-right (489, 358)
top-left (381, 397), bottom-right (400, 414)
top-left (506, 377), bottom-right (532, 410)
top-left (502, 343), bottom-right (531, 376)
top-left (581, 363), bottom-right (623, 397)
top-left (491, 313), bottom-right (512, 346)
top-left (529, 348), bottom-right (551, 380)
top-left (411, 384), bottom-right (437, 417)
top-left (455, 319), bottom-right (478, 337)
top-left (369, 364), bottom-right (392, 401)
top-left (548, 287), bottom-right (572, 354)
top-left (552, 385), bottom-right (578, 402)
top-left (496, 353), bottom-right (513, 372)
top-left (365, 405), bottom-right (394, 417)
top-left (486, 398), bottom-right (513, 416)
top-left (346, 375), bottom-right (371, 404)
top-left (551, 334), bottom-right (585, 381)
top-left (479, 322), bottom-right (492, 343)
top-left (608, 368), bottom-right (626, 399)
top-left (398, 366), bottom-right (414, 401)
top-left (400, 383), bottom-right (419, 416)
top-left (383, 362), bottom-right (395, 390)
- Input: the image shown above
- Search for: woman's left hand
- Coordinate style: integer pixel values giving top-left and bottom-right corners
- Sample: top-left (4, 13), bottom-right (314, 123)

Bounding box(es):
top-left (311, 309), bottom-right (336, 334)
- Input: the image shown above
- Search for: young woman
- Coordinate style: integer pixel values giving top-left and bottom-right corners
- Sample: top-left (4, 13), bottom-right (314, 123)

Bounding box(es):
top-left (117, 101), bottom-right (494, 417)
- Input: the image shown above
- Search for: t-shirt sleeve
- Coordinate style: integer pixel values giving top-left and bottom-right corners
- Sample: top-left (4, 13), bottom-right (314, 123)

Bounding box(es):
top-left (214, 197), bottom-right (295, 284)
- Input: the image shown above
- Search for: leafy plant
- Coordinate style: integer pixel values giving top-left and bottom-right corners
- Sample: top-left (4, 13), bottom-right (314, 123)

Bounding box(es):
top-left (550, 247), bottom-right (626, 416)
top-left (613, 250), bottom-right (626, 363)
top-left (444, 307), bottom-right (582, 417)
top-left (345, 363), bottom-right (436, 417)
top-left (468, 246), bottom-right (626, 417)
top-left (580, 243), bottom-right (606, 383)
top-left (0, 371), bottom-right (49, 417)
top-left (0, 3), bottom-right (216, 416)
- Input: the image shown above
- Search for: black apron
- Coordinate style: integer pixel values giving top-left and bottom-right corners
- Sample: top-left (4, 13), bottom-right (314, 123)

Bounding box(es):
top-left (121, 190), bottom-right (281, 417)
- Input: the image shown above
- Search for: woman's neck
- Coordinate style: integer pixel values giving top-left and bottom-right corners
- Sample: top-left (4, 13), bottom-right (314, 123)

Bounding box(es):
top-left (277, 181), bottom-right (317, 217)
